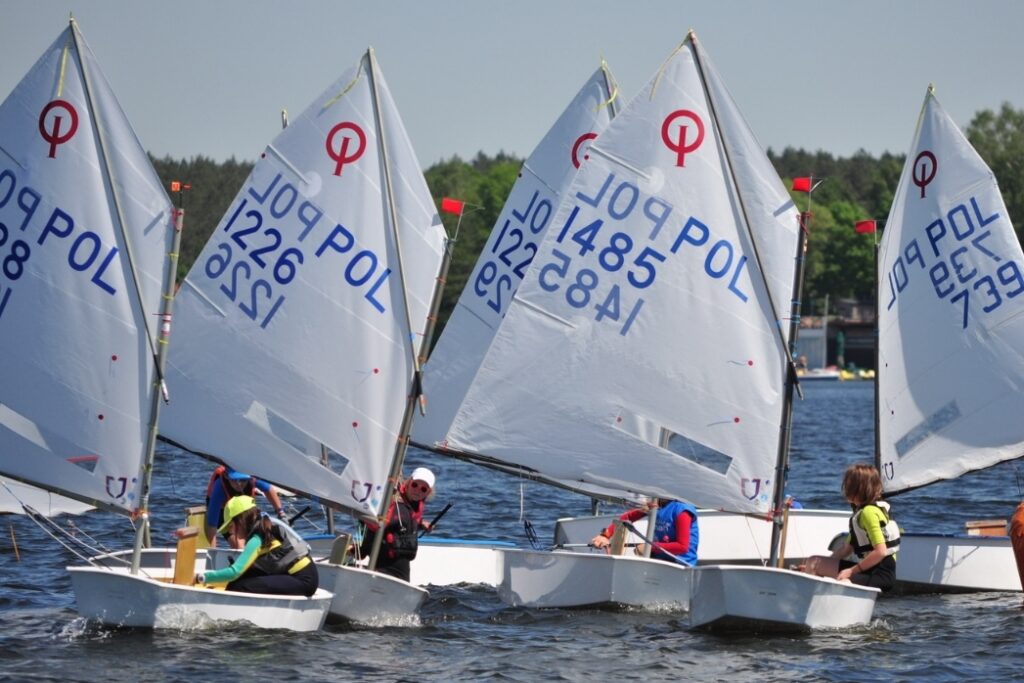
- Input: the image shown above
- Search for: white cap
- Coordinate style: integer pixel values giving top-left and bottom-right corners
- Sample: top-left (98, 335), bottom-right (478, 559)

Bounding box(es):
top-left (409, 467), bottom-right (435, 489)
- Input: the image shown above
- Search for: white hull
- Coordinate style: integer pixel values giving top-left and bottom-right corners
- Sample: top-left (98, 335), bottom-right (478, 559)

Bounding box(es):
top-left (896, 533), bottom-right (1021, 593)
top-left (554, 508), bottom-right (849, 564)
top-left (68, 549), bottom-right (331, 631)
top-left (688, 565), bottom-right (878, 632)
top-left (316, 562), bottom-right (427, 625)
top-left (305, 536), bottom-right (510, 588)
top-left (499, 548), bottom-right (690, 609)
top-left (411, 541), bottom-right (509, 588)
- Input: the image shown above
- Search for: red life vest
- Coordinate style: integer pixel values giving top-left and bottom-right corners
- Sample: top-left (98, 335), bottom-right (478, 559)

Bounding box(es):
top-left (205, 465), bottom-right (256, 505)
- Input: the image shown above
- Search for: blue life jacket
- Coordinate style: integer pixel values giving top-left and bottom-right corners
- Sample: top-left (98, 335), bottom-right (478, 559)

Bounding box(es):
top-left (652, 500), bottom-right (699, 566)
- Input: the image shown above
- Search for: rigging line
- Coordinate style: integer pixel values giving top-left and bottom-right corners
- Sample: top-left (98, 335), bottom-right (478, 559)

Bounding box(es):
top-left (18, 505), bottom-right (96, 564)
top-left (17, 504), bottom-right (150, 575)
top-left (0, 482), bottom-right (111, 556)
top-left (519, 480), bottom-right (525, 523)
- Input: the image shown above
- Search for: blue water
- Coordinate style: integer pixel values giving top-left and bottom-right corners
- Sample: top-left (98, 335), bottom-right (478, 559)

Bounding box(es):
top-left (1, 382), bottom-right (1022, 682)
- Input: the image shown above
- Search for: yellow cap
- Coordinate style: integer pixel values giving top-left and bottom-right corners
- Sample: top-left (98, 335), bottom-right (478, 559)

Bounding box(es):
top-left (217, 495), bottom-right (256, 534)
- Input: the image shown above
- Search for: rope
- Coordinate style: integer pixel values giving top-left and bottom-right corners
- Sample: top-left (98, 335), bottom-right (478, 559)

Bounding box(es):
top-left (18, 504), bottom-right (114, 565)
top-left (0, 482), bottom-right (165, 578)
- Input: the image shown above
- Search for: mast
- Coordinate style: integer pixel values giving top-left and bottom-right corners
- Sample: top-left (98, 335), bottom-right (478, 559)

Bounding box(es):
top-left (363, 48), bottom-right (447, 570)
top-left (68, 18), bottom-right (178, 571)
top-left (822, 293), bottom-right (829, 369)
top-left (873, 228), bottom-right (882, 471)
top-left (770, 206), bottom-right (810, 564)
top-left (689, 30), bottom-right (803, 562)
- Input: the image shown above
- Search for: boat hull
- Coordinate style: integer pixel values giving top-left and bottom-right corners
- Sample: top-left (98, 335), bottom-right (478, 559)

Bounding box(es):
top-left (411, 541), bottom-right (509, 587)
top-left (688, 565), bottom-right (878, 632)
top-left (895, 533), bottom-right (1021, 593)
top-left (316, 562), bottom-right (427, 624)
top-left (554, 508), bottom-right (849, 564)
top-left (68, 549), bottom-right (331, 631)
top-left (499, 548), bottom-right (690, 609)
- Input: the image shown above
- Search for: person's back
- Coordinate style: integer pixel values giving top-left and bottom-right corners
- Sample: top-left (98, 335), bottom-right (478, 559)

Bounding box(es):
top-left (204, 466), bottom-right (285, 547)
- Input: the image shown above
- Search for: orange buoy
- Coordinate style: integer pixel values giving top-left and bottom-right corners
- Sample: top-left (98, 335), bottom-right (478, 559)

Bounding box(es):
top-left (1011, 501), bottom-right (1024, 592)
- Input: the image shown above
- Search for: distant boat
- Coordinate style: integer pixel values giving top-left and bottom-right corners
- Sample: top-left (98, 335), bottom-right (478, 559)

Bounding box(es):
top-left (797, 367), bottom-right (842, 381)
top-left (876, 86), bottom-right (1023, 593)
top-left (0, 19), bottom-right (331, 630)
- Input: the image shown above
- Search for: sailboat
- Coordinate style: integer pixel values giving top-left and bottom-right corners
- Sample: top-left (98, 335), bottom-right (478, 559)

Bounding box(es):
top-left (877, 87), bottom-right (1024, 593)
top-left (432, 30), bottom-right (878, 631)
top-left (0, 20), bottom-right (332, 631)
top-left (159, 47), bottom-right (448, 623)
top-left (405, 63), bottom-right (649, 585)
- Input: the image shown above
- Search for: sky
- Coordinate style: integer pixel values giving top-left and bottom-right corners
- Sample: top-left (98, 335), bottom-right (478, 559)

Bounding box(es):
top-left (3, 1), bottom-right (1022, 169)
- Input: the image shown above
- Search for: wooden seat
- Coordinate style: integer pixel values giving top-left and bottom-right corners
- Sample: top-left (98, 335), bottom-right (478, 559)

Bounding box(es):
top-left (183, 505), bottom-right (210, 549)
top-left (173, 526), bottom-right (200, 586)
top-left (329, 533), bottom-right (352, 565)
top-left (609, 520), bottom-right (627, 556)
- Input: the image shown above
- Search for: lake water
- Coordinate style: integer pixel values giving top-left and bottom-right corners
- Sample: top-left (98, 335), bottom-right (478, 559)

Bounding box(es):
top-left (1, 381), bottom-right (1022, 682)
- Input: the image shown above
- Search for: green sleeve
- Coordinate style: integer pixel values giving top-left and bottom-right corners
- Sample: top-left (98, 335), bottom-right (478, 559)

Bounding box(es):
top-left (203, 535), bottom-right (262, 585)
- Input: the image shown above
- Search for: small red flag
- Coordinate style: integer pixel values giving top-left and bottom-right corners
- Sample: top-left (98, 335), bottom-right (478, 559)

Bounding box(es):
top-left (791, 177), bottom-right (811, 193)
top-left (170, 181), bottom-right (181, 192)
top-left (855, 220), bottom-right (877, 234)
top-left (440, 197), bottom-right (465, 215)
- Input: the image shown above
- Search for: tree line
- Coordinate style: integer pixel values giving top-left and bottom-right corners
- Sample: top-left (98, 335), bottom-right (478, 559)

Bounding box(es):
top-left (152, 103), bottom-right (1023, 334)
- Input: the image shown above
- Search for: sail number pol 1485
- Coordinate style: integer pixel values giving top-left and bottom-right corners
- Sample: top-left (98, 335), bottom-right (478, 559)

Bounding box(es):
top-left (536, 171), bottom-right (749, 336)
top-left (201, 171), bottom-right (391, 329)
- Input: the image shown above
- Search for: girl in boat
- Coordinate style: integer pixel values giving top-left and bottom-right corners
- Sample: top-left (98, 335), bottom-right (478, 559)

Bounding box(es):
top-left (589, 498), bottom-right (699, 566)
top-left (801, 463), bottom-right (899, 591)
top-left (195, 495), bottom-right (319, 596)
top-left (359, 467), bottom-right (436, 582)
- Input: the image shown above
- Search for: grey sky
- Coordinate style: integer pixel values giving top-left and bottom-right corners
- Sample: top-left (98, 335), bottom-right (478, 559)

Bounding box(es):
top-left (3, 1), bottom-right (1021, 169)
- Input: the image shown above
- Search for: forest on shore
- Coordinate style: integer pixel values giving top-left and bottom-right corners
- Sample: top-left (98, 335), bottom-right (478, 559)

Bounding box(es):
top-left (152, 103), bottom-right (1024, 331)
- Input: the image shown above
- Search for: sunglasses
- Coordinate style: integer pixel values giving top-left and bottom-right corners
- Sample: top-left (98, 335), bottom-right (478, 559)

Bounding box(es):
top-left (408, 481), bottom-right (431, 493)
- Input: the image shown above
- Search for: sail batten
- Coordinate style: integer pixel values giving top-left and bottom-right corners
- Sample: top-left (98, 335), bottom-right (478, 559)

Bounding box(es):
top-left (878, 89), bottom-right (1024, 494)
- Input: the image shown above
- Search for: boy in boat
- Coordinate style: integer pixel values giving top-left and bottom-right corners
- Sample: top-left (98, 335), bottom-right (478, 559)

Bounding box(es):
top-left (800, 463), bottom-right (900, 591)
top-left (590, 498), bottom-right (699, 566)
top-left (206, 465), bottom-right (286, 548)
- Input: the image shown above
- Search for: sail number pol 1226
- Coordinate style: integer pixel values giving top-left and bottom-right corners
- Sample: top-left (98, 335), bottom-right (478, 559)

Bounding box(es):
top-left (200, 171), bottom-right (391, 329)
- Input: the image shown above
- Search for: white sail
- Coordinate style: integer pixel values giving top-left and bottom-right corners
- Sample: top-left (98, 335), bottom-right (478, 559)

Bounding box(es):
top-left (0, 480), bottom-right (93, 516)
top-left (161, 51), bottom-right (447, 518)
top-left (0, 25), bottom-right (173, 514)
top-left (414, 65), bottom-right (618, 448)
top-left (444, 36), bottom-right (799, 514)
top-left (878, 89), bottom-right (1024, 493)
